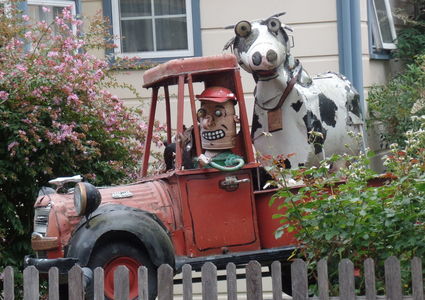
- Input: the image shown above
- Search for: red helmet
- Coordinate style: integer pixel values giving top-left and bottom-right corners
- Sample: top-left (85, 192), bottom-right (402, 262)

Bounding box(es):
top-left (196, 86), bottom-right (236, 103)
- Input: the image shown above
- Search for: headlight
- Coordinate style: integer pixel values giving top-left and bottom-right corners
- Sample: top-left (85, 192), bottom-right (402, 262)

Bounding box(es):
top-left (74, 182), bottom-right (101, 217)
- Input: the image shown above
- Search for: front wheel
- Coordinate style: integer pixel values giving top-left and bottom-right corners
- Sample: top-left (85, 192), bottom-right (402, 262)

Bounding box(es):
top-left (87, 242), bottom-right (157, 300)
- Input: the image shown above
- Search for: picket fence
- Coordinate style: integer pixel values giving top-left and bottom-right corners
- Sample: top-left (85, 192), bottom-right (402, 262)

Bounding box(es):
top-left (1, 256), bottom-right (424, 300)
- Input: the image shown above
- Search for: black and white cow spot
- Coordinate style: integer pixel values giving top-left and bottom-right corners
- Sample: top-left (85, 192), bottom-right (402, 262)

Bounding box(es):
top-left (234, 28), bottom-right (260, 55)
top-left (251, 110), bottom-right (262, 139)
top-left (303, 111), bottom-right (327, 155)
top-left (348, 93), bottom-right (362, 118)
top-left (318, 94), bottom-right (338, 127)
top-left (291, 100), bottom-right (303, 112)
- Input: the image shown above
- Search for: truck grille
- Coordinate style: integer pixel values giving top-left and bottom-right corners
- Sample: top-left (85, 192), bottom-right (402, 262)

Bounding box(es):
top-left (34, 205), bottom-right (51, 236)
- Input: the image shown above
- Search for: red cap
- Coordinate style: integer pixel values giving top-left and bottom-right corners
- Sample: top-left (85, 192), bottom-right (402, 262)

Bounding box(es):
top-left (196, 86), bottom-right (236, 103)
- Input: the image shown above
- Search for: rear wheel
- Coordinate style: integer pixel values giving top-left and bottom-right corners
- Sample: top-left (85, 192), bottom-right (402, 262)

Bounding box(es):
top-left (87, 242), bottom-right (157, 300)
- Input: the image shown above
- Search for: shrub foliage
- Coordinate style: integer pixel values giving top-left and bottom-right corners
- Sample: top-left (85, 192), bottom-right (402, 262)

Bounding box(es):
top-left (0, 2), bottom-right (162, 269)
top-left (270, 121), bottom-right (425, 294)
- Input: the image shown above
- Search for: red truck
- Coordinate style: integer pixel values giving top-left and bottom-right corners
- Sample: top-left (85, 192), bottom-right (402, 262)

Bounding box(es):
top-left (25, 54), bottom-right (306, 299)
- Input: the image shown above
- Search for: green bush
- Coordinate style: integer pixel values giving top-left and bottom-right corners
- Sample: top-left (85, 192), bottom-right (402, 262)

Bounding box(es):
top-left (0, 2), bottom-right (162, 270)
top-left (368, 0), bottom-right (425, 146)
top-left (394, 0), bottom-right (425, 64)
top-left (270, 119), bottom-right (425, 295)
top-left (368, 55), bottom-right (425, 146)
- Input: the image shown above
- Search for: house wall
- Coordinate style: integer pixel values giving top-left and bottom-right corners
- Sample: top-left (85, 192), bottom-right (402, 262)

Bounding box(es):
top-left (81, 0), bottom-right (397, 125)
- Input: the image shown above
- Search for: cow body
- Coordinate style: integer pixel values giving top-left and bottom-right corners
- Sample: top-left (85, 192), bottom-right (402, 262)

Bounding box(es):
top-left (227, 15), bottom-right (363, 168)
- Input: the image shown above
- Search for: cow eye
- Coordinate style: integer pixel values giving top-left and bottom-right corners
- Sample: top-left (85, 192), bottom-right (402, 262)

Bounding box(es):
top-left (215, 110), bottom-right (223, 117)
top-left (267, 18), bottom-right (281, 33)
top-left (235, 21), bottom-right (252, 37)
top-left (197, 108), bottom-right (206, 120)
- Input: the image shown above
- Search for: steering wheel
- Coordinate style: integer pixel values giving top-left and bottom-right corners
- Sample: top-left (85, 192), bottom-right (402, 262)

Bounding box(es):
top-left (208, 155), bottom-right (245, 172)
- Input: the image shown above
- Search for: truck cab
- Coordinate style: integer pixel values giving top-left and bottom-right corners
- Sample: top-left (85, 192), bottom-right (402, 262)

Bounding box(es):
top-left (25, 54), bottom-right (296, 299)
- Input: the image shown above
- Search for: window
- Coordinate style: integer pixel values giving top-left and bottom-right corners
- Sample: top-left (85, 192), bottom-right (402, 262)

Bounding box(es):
top-left (369, 0), bottom-right (397, 52)
top-left (110, 0), bottom-right (195, 59)
top-left (27, 0), bottom-right (76, 33)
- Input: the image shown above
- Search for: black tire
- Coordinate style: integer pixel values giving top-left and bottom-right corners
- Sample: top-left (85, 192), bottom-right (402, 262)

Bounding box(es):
top-left (86, 241), bottom-right (157, 300)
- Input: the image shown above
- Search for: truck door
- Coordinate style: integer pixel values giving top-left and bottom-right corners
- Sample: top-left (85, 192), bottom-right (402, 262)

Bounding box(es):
top-left (183, 170), bottom-right (258, 252)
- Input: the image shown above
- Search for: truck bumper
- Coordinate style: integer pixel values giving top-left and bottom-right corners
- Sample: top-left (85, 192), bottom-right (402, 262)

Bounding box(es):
top-left (24, 255), bottom-right (79, 274)
top-left (175, 245), bottom-right (297, 271)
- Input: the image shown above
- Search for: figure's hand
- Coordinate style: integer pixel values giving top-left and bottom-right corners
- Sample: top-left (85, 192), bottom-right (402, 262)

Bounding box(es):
top-left (197, 154), bottom-right (211, 166)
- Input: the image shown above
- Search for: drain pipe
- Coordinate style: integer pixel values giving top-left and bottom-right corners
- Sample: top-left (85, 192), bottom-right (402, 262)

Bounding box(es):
top-left (337, 0), bottom-right (368, 149)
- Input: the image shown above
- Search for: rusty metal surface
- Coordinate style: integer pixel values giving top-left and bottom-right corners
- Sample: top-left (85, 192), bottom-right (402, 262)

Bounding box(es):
top-left (31, 236), bottom-right (59, 251)
top-left (34, 180), bottom-right (180, 258)
top-left (177, 170), bottom-right (261, 257)
top-left (142, 54), bottom-right (238, 88)
top-left (254, 189), bottom-right (298, 249)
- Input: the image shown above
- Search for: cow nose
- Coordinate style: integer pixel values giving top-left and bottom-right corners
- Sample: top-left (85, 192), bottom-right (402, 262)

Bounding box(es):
top-left (252, 51), bottom-right (262, 66)
top-left (266, 50), bottom-right (277, 63)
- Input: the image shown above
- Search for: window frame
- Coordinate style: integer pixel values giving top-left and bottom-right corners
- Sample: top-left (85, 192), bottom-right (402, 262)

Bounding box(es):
top-left (111, 0), bottom-right (195, 59)
top-left (27, 0), bottom-right (76, 17)
top-left (369, 0), bottom-right (397, 53)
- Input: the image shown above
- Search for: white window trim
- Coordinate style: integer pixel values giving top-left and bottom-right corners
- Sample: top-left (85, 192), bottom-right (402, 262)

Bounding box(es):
top-left (27, 0), bottom-right (76, 34)
top-left (370, 0), bottom-right (397, 50)
top-left (111, 0), bottom-right (194, 59)
top-left (27, 0), bottom-right (76, 15)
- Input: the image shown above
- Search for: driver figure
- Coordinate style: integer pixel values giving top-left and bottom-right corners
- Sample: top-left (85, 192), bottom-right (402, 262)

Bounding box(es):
top-left (196, 86), bottom-right (245, 171)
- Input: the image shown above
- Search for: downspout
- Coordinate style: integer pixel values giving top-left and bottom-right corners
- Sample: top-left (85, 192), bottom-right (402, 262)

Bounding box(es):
top-left (336, 0), bottom-right (367, 147)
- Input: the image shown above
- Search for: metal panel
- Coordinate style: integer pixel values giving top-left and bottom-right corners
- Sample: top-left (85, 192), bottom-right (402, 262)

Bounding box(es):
top-left (185, 171), bottom-right (256, 250)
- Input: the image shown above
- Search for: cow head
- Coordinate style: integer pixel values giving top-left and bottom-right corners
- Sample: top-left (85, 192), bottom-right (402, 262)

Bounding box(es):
top-left (224, 13), bottom-right (292, 77)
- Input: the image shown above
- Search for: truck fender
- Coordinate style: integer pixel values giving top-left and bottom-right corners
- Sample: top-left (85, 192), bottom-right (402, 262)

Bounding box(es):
top-left (66, 204), bottom-right (175, 269)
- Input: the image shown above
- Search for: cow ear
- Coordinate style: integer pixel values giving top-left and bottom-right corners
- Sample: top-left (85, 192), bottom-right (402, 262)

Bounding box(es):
top-left (223, 37), bottom-right (235, 51)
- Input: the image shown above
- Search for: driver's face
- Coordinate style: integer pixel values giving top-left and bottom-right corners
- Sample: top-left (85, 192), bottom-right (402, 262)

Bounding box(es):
top-left (197, 100), bottom-right (238, 150)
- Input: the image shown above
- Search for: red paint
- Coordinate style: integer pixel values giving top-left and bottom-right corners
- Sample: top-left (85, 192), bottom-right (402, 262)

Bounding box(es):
top-left (103, 256), bottom-right (140, 299)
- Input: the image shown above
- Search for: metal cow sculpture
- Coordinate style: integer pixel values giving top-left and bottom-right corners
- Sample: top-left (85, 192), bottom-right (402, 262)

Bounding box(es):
top-left (224, 13), bottom-right (364, 169)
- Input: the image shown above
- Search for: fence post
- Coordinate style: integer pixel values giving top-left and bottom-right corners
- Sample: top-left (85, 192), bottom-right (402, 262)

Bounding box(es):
top-left (226, 263), bottom-right (237, 300)
top-left (48, 267), bottom-right (59, 300)
top-left (202, 262), bottom-right (217, 300)
top-left (317, 258), bottom-right (329, 300)
top-left (138, 266), bottom-right (148, 300)
top-left (158, 264), bottom-right (173, 300)
top-left (246, 260), bottom-right (263, 300)
top-left (23, 266), bottom-right (39, 300)
top-left (4, 266), bottom-right (14, 300)
top-left (291, 259), bottom-right (308, 300)
top-left (411, 257), bottom-right (423, 300)
top-left (69, 265), bottom-right (84, 300)
top-left (92, 267), bottom-right (104, 300)
top-left (338, 259), bottom-right (355, 300)
top-left (114, 266), bottom-right (129, 300)
top-left (182, 264), bottom-right (192, 300)
top-left (385, 256), bottom-right (402, 300)
top-left (271, 261), bottom-right (282, 300)
top-left (364, 258), bottom-right (376, 300)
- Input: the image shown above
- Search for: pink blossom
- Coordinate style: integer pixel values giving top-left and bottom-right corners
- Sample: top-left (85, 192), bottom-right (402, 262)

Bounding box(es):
top-left (42, 6), bottom-right (51, 12)
top-left (47, 51), bottom-right (59, 57)
top-left (67, 93), bottom-right (79, 102)
top-left (22, 14), bottom-right (30, 21)
top-left (0, 91), bottom-right (9, 101)
top-left (7, 141), bottom-right (19, 152)
top-left (16, 64), bottom-right (27, 72)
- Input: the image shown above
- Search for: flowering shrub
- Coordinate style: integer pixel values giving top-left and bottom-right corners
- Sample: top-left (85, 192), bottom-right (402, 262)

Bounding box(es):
top-left (0, 1), bottom-right (163, 269)
top-left (270, 119), bottom-right (425, 295)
